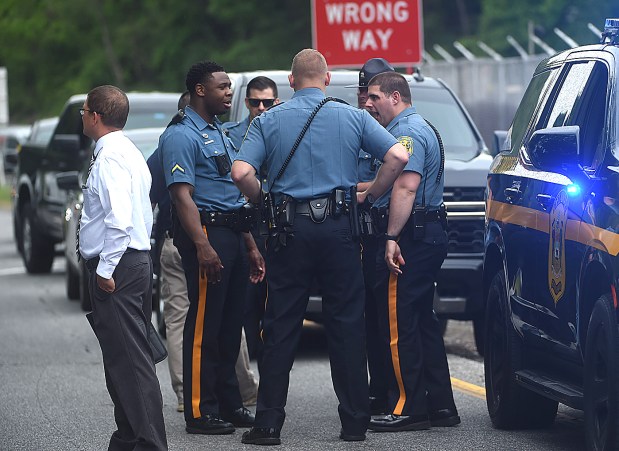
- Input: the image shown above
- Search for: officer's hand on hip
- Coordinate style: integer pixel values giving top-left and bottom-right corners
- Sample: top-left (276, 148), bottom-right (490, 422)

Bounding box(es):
top-left (196, 243), bottom-right (224, 283)
top-left (97, 274), bottom-right (116, 293)
top-left (385, 240), bottom-right (404, 275)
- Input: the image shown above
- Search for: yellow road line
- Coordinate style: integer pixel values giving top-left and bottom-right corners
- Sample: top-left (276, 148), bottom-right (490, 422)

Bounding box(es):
top-left (451, 377), bottom-right (486, 400)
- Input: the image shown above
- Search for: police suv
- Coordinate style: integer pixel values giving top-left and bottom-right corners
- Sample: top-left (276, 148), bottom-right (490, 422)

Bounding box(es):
top-left (483, 18), bottom-right (619, 450)
top-left (225, 69), bottom-right (491, 353)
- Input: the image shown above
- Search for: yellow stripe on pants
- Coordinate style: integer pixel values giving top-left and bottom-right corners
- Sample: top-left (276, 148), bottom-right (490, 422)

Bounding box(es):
top-left (388, 272), bottom-right (407, 415)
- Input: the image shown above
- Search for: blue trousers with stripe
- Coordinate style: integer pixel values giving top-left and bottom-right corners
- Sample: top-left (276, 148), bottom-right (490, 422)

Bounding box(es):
top-left (374, 221), bottom-right (456, 417)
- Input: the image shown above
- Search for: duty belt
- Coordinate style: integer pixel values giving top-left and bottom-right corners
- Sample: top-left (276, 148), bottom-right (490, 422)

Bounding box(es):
top-left (200, 210), bottom-right (239, 227)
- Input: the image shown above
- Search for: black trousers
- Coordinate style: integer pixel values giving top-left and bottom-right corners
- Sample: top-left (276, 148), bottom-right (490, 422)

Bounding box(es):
top-left (174, 224), bottom-right (247, 420)
top-left (374, 221), bottom-right (456, 417)
top-left (87, 251), bottom-right (167, 451)
top-left (361, 233), bottom-right (388, 403)
top-left (255, 214), bottom-right (370, 435)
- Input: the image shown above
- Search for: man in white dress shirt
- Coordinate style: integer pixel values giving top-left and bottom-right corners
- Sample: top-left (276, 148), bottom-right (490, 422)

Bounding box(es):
top-left (78, 85), bottom-right (167, 450)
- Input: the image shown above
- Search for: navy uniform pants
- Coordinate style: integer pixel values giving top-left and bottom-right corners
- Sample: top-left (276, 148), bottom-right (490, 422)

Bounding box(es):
top-left (374, 221), bottom-right (457, 417)
top-left (87, 250), bottom-right (167, 451)
top-left (361, 234), bottom-right (388, 404)
top-left (255, 214), bottom-right (370, 435)
top-left (174, 224), bottom-right (247, 420)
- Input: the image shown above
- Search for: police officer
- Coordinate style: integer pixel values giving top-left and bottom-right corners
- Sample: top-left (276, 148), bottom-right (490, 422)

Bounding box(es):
top-left (160, 60), bottom-right (265, 435)
top-left (349, 57), bottom-right (396, 416)
top-left (224, 75), bottom-right (280, 361)
top-left (231, 49), bottom-right (409, 445)
top-left (364, 72), bottom-right (460, 432)
top-left (223, 76), bottom-right (280, 149)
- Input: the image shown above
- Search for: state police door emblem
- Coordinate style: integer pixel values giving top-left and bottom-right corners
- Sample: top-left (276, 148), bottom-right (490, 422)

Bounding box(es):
top-left (548, 190), bottom-right (568, 304)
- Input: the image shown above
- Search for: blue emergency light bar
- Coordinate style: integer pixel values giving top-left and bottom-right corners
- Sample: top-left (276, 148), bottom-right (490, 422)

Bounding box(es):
top-left (602, 18), bottom-right (619, 45)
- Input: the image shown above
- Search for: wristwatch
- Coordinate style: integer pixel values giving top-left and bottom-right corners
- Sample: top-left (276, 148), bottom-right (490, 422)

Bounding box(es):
top-left (385, 234), bottom-right (399, 242)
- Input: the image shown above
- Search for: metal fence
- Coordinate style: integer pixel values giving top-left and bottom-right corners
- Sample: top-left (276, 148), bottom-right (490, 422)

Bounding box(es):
top-left (420, 56), bottom-right (545, 148)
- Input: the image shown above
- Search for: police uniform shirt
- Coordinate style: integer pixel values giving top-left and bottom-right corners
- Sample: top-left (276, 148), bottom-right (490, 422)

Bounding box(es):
top-left (160, 105), bottom-right (245, 212)
top-left (222, 116), bottom-right (251, 150)
top-left (373, 106), bottom-right (443, 209)
top-left (358, 149), bottom-right (380, 183)
top-left (237, 87), bottom-right (397, 200)
top-left (79, 130), bottom-right (153, 279)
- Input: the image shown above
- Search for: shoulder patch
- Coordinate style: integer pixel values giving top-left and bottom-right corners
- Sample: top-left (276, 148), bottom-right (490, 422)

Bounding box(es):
top-left (171, 164), bottom-right (185, 174)
top-left (398, 136), bottom-right (413, 156)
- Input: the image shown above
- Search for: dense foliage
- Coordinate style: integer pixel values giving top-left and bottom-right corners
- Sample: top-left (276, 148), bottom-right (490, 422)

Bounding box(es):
top-left (0, 0), bottom-right (616, 122)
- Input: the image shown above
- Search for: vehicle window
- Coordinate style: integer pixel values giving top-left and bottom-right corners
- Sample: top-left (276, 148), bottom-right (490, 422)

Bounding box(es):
top-left (534, 61), bottom-right (607, 168)
top-left (509, 68), bottom-right (557, 156)
top-left (125, 108), bottom-right (175, 130)
top-left (545, 62), bottom-right (595, 129)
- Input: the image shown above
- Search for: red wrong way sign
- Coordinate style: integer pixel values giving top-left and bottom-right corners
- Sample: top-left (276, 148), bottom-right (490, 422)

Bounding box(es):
top-left (311, 0), bottom-right (423, 68)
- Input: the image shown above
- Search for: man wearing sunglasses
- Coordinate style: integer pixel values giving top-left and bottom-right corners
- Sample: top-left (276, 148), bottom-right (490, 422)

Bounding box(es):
top-left (224, 76), bottom-right (280, 150)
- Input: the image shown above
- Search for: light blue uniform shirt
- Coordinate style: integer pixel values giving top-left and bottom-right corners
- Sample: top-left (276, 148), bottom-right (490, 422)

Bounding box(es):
top-left (358, 149), bottom-right (380, 183)
top-left (237, 88), bottom-right (397, 201)
top-left (374, 106), bottom-right (443, 209)
top-left (159, 106), bottom-right (245, 212)
top-left (222, 116), bottom-right (250, 150)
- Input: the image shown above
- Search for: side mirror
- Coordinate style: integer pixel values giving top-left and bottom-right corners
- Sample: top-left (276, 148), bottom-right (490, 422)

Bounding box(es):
top-left (51, 134), bottom-right (81, 154)
top-left (56, 171), bottom-right (82, 191)
top-left (491, 130), bottom-right (508, 157)
top-left (528, 126), bottom-right (580, 172)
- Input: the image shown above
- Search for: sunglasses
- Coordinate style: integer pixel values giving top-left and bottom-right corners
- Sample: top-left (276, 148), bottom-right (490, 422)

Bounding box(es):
top-left (248, 98), bottom-right (275, 108)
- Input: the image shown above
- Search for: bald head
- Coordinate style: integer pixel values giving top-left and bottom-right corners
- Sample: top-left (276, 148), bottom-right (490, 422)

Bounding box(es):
top-left (290, 49), bottom-right (330, 91)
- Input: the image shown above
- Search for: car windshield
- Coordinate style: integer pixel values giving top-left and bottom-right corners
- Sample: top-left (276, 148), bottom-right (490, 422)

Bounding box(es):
top-left (125, 106), bottom-right (176, 130)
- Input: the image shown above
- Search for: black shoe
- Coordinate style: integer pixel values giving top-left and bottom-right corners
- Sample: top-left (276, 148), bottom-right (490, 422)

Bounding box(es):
top-left (241, 427), bottom-right (281, 445)
top-left (369, 414), bottom-right (431, 432)
top-left (369, 396), bottom-right (387, 415)
top-left (186, 414), bottom-right (235, 435)
top-left (429, 408), bottom-right (461, 427)
top-left (221, 406), bottom-right (256, 427)
top-left (339, 429), bottom-right (366, 441)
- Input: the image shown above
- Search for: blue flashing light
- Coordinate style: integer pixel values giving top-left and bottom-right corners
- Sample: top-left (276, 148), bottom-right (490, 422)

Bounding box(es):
top-left (602, 18), bottom-right (619, 44)
top-left (566, 184), bottom-right (581, 196)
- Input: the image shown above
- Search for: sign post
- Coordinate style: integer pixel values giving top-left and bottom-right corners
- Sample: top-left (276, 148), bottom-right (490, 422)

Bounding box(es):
top-left (311, 0), bottom-right (423, 68)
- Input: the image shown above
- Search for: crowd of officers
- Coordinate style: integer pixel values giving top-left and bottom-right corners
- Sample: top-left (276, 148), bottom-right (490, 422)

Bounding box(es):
top-left (78, 49), bottom-right (461, 450)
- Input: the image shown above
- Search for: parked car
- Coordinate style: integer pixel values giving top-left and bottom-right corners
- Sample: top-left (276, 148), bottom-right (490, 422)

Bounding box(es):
top-left (225, 70), bottom-right (490, 351)
top-left (0, 124), bottom-right (31, 174)
top-left (60, 127), bottom-right (165, 314)
top-left (13, 92), bottom-right (179, 275)
top-left (482, 18), bottom-right (619, 450)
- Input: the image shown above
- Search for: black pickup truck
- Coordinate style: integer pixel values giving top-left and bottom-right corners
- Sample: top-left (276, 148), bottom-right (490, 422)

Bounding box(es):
top-left (13, 93), bottom-right (180, 276)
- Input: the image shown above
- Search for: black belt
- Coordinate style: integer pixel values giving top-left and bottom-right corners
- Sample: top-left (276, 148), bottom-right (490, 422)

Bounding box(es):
top-left (295, 200), bottom-right (331, 216)
top-left (200, 211), bottom-right (238, 227)
top-left (84, 248), bottom-right (140, 271)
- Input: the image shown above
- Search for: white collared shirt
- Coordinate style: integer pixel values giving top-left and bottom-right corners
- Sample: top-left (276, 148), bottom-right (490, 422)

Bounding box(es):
top-left (79, 130), bottom-right (153, 279)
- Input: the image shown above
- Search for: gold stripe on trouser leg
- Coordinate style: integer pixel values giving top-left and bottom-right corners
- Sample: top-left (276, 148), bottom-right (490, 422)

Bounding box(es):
top-left (192, 226), bottom-right (209, 418)
top-left (388, 272), bottom-right (407, 415)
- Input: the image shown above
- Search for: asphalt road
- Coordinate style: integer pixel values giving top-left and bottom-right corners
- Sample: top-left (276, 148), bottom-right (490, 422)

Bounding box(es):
top-left (0, 207), bottom-right (587, 450)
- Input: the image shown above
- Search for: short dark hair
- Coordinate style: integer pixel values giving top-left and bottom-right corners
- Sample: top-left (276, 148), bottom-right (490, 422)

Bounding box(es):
top-left (86, 85), bottom-right (129, 129)
top-left (178, 90), bottom-right (190, 110)
top-left (185, 61), bottom-right (225, 94)
top-left (246, 76), bottom-right (278, 98)
top-left (368, 72), bottom-right (411, 105)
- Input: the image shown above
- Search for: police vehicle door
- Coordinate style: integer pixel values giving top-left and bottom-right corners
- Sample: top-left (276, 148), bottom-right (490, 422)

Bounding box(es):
top-left (528, 59), bottom-right (610, 355)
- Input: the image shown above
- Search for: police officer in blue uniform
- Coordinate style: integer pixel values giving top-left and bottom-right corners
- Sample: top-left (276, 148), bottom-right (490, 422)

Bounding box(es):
top-left (223, 76), bottom-right (280, 149)
top-left (160, 61), bottom-right (265, 435)
top-left (364, 72), bottom-right (460, 432)
top-left (350, 57), bottom-right (396, 416)
top-left (224, 76), bottom-right (280, 360)
top-left (231, 49), bottom-right (409, 445)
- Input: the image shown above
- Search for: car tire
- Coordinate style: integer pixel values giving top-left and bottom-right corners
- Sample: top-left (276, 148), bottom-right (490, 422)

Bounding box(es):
top-left (80, 259), bottom-right (92, 312)
top-left (66, 259), bottom-right (80, 300)
top-left (584, 293), bottom-right (619, 451)
top-left (484, 271), bottom-right (558, 429)
top-left (21, 203), bottom-right (54, 274)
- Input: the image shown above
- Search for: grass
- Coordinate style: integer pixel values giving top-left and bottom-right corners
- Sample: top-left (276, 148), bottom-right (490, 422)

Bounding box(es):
top-left (0, 184), bottom-right (13, 209)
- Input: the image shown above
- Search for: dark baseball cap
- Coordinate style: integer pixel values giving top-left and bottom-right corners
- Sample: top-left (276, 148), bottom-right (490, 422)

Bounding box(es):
top-left (346, 57), bottom-right (395, 88)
